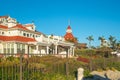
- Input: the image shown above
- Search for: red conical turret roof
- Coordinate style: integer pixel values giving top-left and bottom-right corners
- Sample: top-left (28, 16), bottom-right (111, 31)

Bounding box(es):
top-left (64, 25), bottom-right (75, 42)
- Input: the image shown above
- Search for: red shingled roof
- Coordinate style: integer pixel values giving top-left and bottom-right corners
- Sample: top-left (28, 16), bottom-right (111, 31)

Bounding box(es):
top-left (64, 33), bottom-right (74, 40)
top-left (0, 36), bottom-right (36, 42)
top-left (24, 24), bottom-right (34, 27)
top-left (11, 24), bottom-right (28, 30)
top-left (0, 25), bottom-right (8, 29)
top-left (64, 25), bottom-right (76, 42)
top-left (0, 24), bottom-right (29, 30)
top-left (0, 16), bottom-right (8, 18)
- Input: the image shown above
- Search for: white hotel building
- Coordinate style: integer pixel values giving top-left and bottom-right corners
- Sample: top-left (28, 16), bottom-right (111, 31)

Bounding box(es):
top-left (0, 16), bottom-right (75, 57)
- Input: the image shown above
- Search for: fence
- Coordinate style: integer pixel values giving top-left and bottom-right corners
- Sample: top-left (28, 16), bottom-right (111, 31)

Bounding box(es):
top-left (1, 54), bottom-right (120, 80)
top-left (89, 56), bottom-right (120, 71)
top-left (0, 54), bottom-right (68, 80)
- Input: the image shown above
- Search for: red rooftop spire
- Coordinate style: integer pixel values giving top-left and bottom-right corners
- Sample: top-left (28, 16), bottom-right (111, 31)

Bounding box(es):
top-left (64, 25), bottom-right (75, 42)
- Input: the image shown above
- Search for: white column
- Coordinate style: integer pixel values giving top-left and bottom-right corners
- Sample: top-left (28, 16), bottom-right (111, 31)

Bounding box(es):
top-left (67, 48), bottom-right (70, 58)
top-left (70, 46), bottom-right (74, 57)
top-left (46, 46), bottom-right (49, 54)
top-left (29, 46), bottom-right (31, 54)
top-left (6, 43), bottom-right (8, 53)
top-left (14, 43), bottom-right (17, 54)
top-left (9, 43), bottom-right (13, 54)
top-left (70, 47), bottom-right (72, 53)
top-left (36, 45), bottom-right (39, 54)
top-left (0, 43), bottom-right (3, 53)
top-left (1, 44), bottom-right (4, 53)
top-left (72, 47), bottom-right (75, 56)
top-left (55, 45), bottom-right (58, 54)
top-left (25, 44), bottom-right (28, 54)
top-left (1, 43), bottom-right (3, 53)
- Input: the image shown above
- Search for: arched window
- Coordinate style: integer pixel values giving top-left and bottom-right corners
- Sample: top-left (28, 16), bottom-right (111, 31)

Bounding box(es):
top-left (27, 34), bottom-right (29, 37)
top-left (2, 32), bottom-right (4, 35)
top-left (23, 33), bottom-right (26, 36)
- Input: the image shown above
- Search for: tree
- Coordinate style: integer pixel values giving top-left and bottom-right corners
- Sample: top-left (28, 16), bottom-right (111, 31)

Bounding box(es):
top-left (98, 36), bottom-right (105, 47)
top-left (86, 35), bottom-right (94, 49)
top-left (108, 35), bottom-right (116, 49)
top-left (116, 41), bottom-right (120, 50)
top-left (86, 36), bottom-right (94, 71)
top-left (112, 39), bottom-right (117, 50)
top-left (74, 37), bottom-right (78, 43)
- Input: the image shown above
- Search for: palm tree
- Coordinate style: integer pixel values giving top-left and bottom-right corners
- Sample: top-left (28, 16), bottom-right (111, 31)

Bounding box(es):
top-left (108, 35), bottom-right (116, 49)
top-left (86, 35), bottom-right (94, 49)
top-left (98, 36), bottom-right (105, 47)
top-left (86, 36), bottom-right (94, 71)
top-left (116, 41), bottom-right (120, 50)
top-left (113, 39), bottom-right (117, 50)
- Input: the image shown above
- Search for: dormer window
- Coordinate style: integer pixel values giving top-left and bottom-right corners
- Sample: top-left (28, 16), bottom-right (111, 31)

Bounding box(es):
top-left (27, 34), bottom-right (29, 37)
top-left (2, 32), bottom-right (4, 35)
top-left (23, 33), bottom-right (26, 36)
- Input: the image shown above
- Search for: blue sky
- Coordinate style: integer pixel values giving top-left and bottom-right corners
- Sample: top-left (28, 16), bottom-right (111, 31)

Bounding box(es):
top-left (0, 0), bottom-right (120, 46)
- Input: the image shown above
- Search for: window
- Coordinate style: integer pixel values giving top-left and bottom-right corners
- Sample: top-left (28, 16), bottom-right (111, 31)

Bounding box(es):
top-left (7, 43), bottom-right (10, 48)
top-left (22, 44), bottom-right (25, 49)
top-left (27, 34), bottom-right (29, 37)
top-left (11, 43), bottom-right (14, 48)
top-left (33, 35), bottom-right (35, 38)
top-left (2, 32), bottom-right (4, 35)
top-left (17, 43), bottom-right (20, 49)
top-left (23, 33), bottom-right (26, 36)
top-left (17, 43), bottom-right (20, 53)
top-left (17, 43), bottom-right (25, 53)
top-left (22, 44), bottom-right (25, 53)
top-left (7, 43), bottom-right (11, 54)
top-left (10, 43), bottom-right (14, 54)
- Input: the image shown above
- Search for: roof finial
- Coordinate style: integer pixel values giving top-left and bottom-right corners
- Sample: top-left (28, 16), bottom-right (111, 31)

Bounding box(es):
top-left (68, 19), bottom-right (71, 25)
top-left (32, 21), bottom-right (34, 24)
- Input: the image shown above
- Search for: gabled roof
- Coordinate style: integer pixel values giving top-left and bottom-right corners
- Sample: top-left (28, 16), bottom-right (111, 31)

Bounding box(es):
top-left (0, 25), bottom-right (8, 29)
top-left (24, 24), bottom-right (34, 27)
top-left (0, 24), bottom-right (29, 30)
top-left (11, 24), bottom-right (28, 30)
top-left (0, 16), bottom-right (9, 18)
top-left (0, 36), bottom-right (36, 42)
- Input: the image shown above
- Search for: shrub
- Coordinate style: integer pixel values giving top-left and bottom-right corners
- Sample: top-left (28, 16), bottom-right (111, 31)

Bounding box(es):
top-left (111, 67), bottom-right (117, 71)
top-left (97, 68), bottom-right (103, 72)
top-left (77, 56), bottom-right (90, 63)
top-left (105, 67), bottom-right (110, 71)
